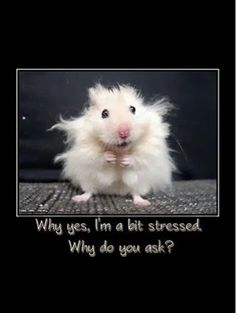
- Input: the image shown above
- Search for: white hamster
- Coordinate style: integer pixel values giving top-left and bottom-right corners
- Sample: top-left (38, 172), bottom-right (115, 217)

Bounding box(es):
top-left (52, 84), bottom-right (176, 207)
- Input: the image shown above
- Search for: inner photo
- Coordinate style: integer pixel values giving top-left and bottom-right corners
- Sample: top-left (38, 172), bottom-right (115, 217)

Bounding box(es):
top-left (17, 69), bottom-right (218, 216)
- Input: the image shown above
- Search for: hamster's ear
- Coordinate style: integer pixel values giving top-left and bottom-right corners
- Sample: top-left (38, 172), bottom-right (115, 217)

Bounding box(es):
top-left (88, 83), bottom-right (104, 106)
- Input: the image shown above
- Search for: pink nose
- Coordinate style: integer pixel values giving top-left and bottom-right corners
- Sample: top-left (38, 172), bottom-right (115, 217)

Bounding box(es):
top-left (117, 124), bottom-right (130, 139)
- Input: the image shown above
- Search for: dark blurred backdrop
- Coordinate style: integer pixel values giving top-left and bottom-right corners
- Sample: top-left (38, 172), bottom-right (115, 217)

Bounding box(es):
top-left (18, 70), bottom-right (217, 182)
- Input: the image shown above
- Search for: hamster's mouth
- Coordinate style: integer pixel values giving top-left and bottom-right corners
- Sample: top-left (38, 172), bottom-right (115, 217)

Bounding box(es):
top-left (116, 141), bottom-right (130, 148)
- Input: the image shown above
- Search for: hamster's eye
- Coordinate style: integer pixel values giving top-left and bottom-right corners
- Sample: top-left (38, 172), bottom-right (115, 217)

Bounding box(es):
top-left (102, 109), bottom-right (109, 119)
top-left (129, 106), bottom-right (136, 114)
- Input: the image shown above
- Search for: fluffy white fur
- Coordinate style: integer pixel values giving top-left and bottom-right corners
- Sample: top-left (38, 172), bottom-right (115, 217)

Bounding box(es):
top-left (51, 84), bottom-right (176, 207)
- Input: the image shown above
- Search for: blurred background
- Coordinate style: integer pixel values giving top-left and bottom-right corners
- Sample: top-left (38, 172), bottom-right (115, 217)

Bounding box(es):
top-left (18, 70), bottom-right (218, 182)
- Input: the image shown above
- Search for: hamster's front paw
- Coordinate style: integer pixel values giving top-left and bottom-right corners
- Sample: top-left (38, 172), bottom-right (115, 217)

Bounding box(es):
top-left (119, 155), bottom-right (132, 167)
top-left (104, 151), bottom-right (117, 164)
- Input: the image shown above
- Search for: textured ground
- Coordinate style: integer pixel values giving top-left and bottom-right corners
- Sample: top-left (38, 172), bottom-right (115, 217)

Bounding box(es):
top-left (18, 180), bottom-right (217, 215)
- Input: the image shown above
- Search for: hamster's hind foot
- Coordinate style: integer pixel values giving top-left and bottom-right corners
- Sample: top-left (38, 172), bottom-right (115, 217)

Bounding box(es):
top-left (72, 192), bottom-right (92, 203)
top-left (133, 195), bottom-right (151, 208)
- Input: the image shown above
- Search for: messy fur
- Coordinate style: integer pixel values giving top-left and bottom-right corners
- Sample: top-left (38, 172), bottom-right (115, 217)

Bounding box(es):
top-left (51, 84), bottom-right (176, 207)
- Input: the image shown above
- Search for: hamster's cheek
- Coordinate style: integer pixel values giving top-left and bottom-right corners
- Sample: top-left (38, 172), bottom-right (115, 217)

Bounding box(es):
top-left (130, 126), bottom-right (144, 142)
top-left (99, 132), bottom-right (116, 146)
top-left (97, 121), bottom-right (110, 136)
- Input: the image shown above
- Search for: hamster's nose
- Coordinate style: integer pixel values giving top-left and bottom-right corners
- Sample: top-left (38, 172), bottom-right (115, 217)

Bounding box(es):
top-left (117, 124), bottom-right (130, 139)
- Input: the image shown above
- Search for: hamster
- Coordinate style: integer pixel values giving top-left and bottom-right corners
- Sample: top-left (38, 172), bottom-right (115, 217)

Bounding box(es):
top-left (51, 84), bottom-right (176, 207)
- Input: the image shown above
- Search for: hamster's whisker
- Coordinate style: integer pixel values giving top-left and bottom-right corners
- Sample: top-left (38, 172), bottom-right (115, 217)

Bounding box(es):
top-left (171, 133), bottom-right (188, 161)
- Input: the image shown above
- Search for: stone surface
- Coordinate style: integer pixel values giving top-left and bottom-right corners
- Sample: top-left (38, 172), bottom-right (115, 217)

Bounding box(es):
top-left (18, 180), bottom-right (217, 215)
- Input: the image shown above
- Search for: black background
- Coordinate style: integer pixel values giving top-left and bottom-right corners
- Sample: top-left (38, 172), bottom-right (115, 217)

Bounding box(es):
top-left (9, 0), bottom-right (235, 311)
top-left (18, 70), bottom-right (217, 182)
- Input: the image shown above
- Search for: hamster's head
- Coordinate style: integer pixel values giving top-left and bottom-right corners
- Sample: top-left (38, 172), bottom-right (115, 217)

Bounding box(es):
top-left (86, 84), bottom-right (155, 150)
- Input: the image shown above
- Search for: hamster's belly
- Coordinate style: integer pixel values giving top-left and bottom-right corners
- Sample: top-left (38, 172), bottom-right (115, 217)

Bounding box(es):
top-left (95, 166), bottom-right (151, 195)
top-left (77, 163), bottom-right (153, 195)
top-left (96, 166), bottom-right (132, 195)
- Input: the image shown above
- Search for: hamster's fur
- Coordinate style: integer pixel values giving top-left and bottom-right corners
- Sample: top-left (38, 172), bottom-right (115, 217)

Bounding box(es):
top-left (52, 84), bottom-right (176, 207)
